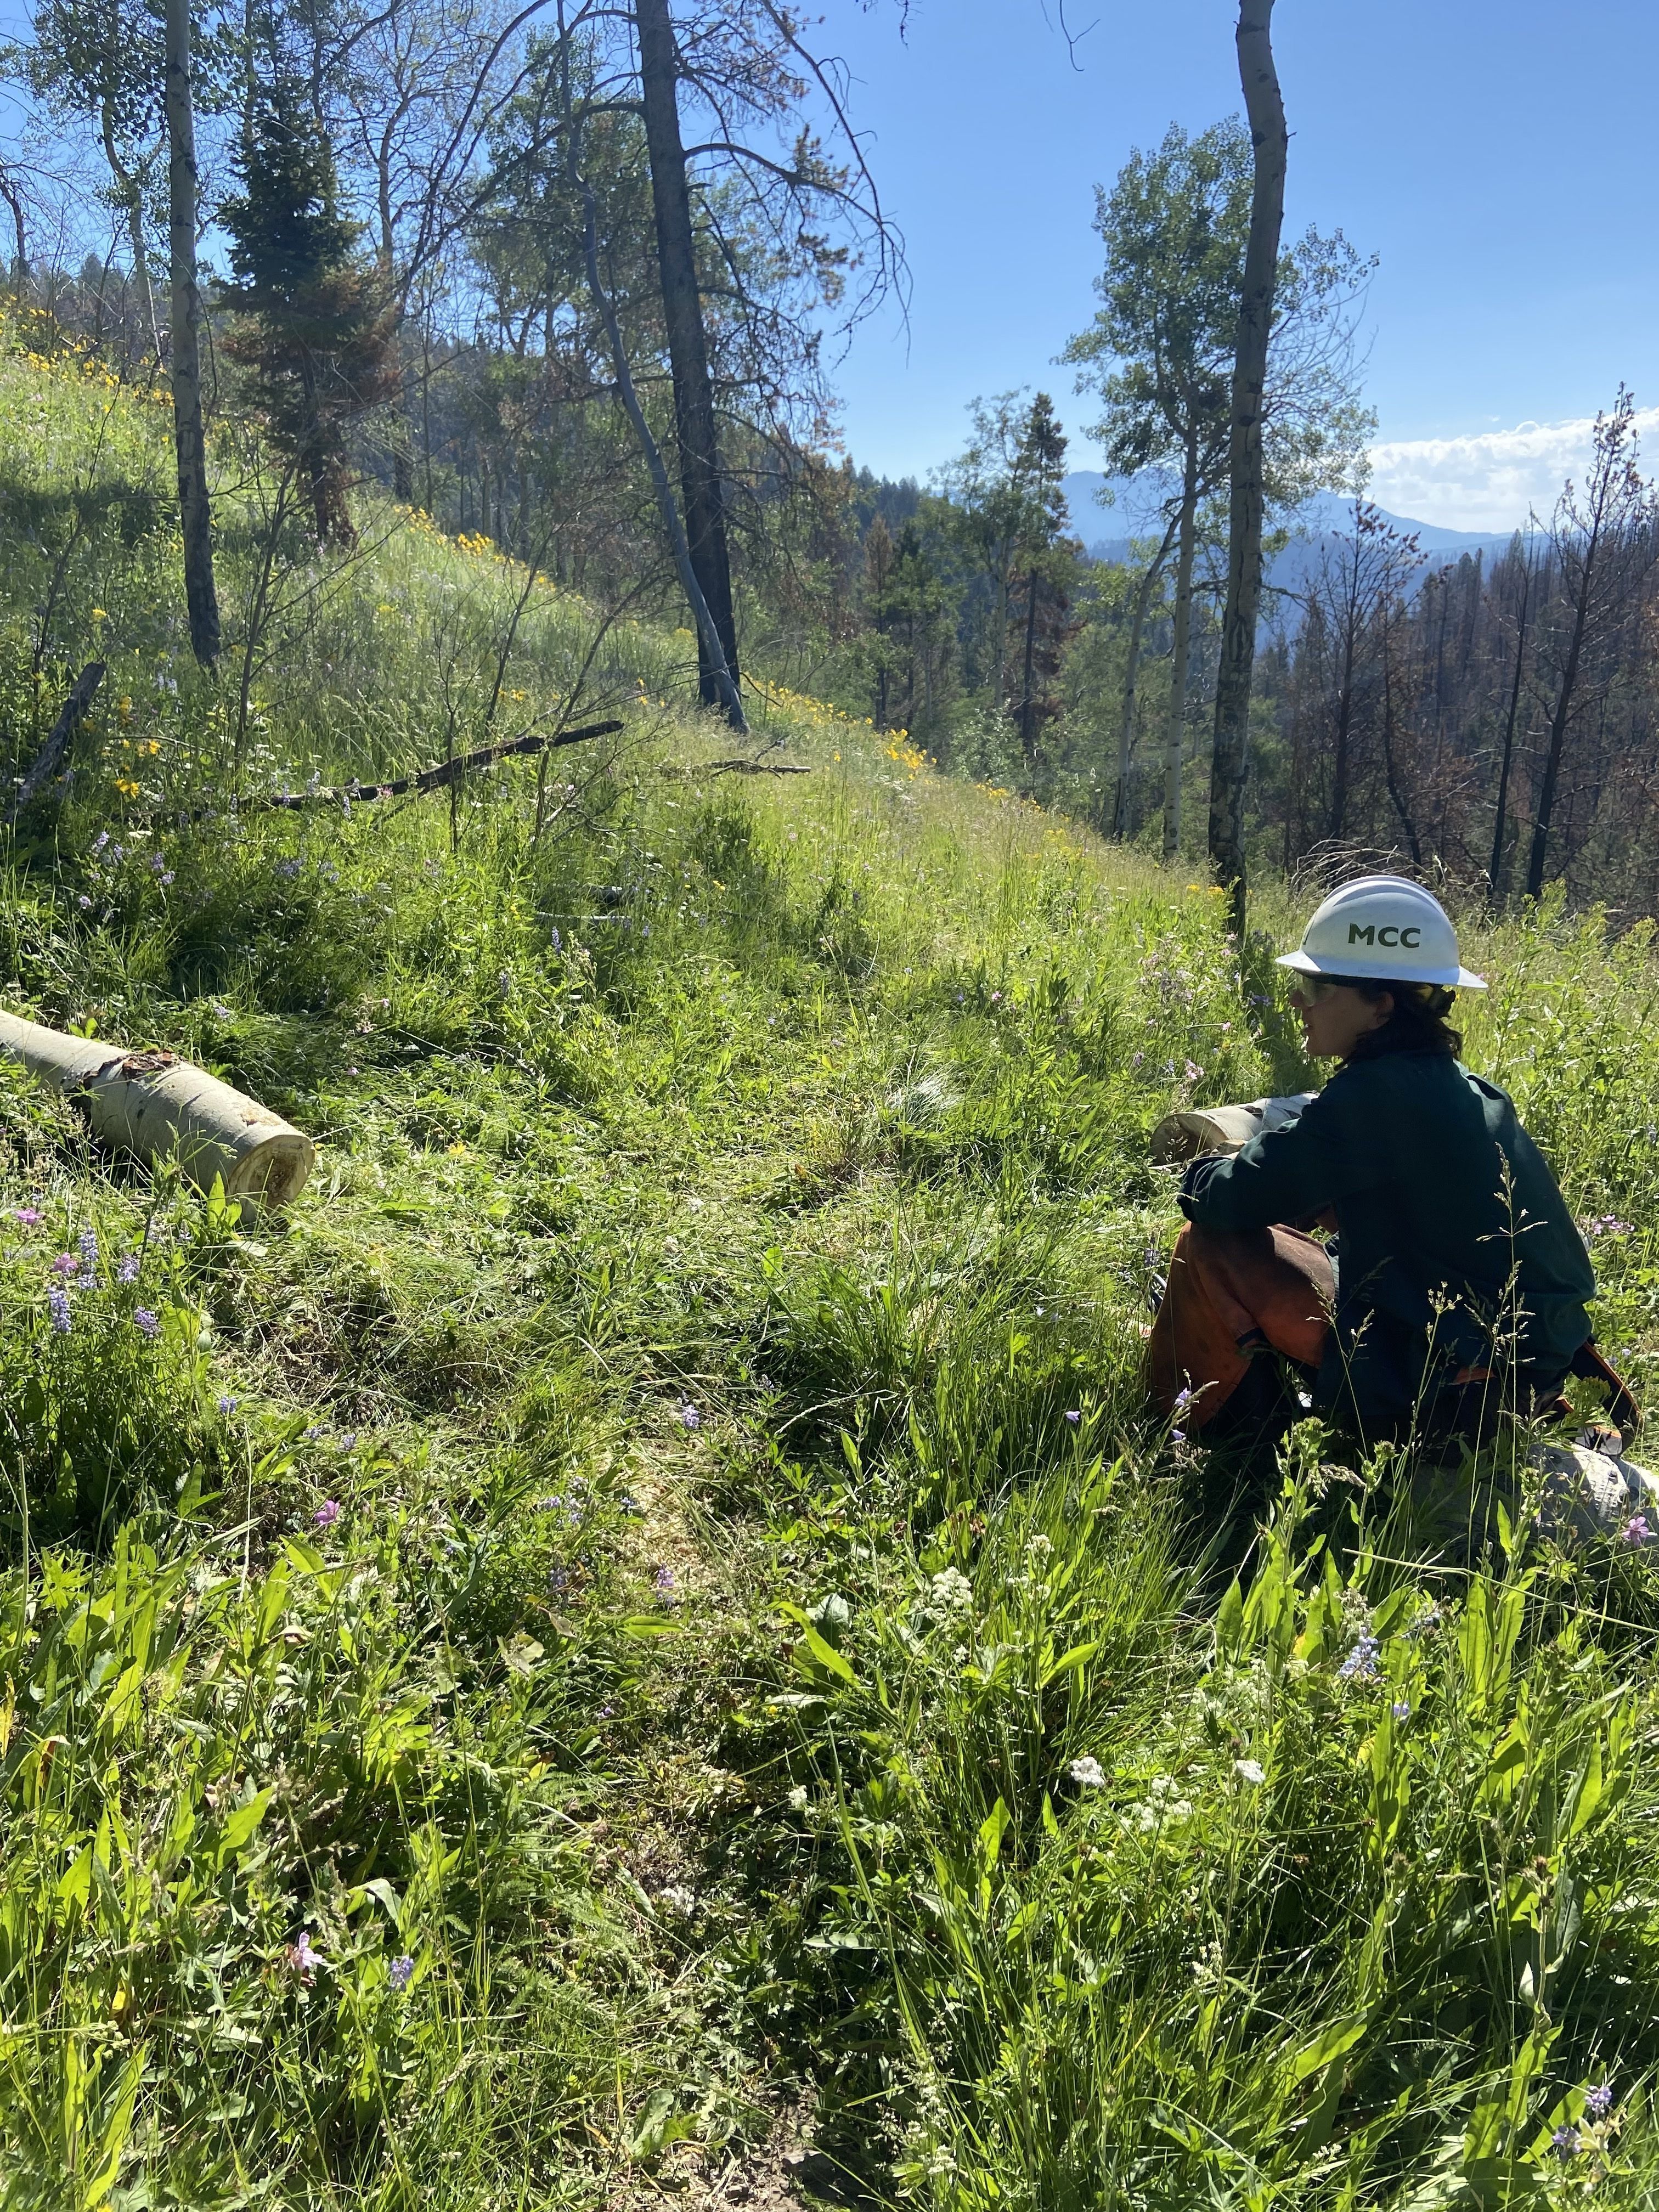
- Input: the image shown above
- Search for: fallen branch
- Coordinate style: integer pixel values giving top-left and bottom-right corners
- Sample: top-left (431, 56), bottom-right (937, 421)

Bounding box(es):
top-left (258, 719), bottom-right (625, 811)
top-left (661, 751), bottom-right (811, 779)
top-left (8, 660), bottom-right (105, 824)
top-left (698, 758), bottom-right (810, 777)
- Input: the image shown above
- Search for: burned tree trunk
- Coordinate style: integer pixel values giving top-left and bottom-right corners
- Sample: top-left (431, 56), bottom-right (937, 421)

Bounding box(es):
top-left (1208, 0), bottom-right (1286, 940)
top-left (1117, 518), bottom-right (1176, 838)
top-left (164, 0), bottom-right (221, 667)
top-left (1164, 435), bottom-right (1200, 859)
top-left (635, 0), bottom-right (743, 726)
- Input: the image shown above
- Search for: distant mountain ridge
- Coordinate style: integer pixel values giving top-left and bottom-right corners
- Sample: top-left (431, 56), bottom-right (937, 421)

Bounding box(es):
top-left (1059, 470), bottom-right (1526, 603)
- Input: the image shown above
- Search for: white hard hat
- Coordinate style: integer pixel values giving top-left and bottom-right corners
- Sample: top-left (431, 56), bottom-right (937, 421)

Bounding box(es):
top-left (1276, 875), bottom-right (1486, 990)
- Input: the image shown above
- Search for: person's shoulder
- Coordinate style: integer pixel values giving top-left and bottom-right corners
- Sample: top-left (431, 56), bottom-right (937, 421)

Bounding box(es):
top-left (1454, 1060), bottom-right (1515, 1108)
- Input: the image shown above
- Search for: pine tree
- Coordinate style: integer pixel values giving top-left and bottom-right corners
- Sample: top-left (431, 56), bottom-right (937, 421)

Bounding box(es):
top-left (1009, 394), bottom-right (1077, 766)
top-left (219, 89), bottom-right (397, 546)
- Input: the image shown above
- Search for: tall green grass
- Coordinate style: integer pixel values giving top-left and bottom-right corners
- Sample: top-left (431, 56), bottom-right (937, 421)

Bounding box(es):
top-left (5, 321), bottom-right (1659, 2207)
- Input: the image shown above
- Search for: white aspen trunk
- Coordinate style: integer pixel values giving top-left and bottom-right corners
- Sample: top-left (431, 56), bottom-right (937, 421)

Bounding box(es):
top-left (1149, 1093), bottom-right (1313, 1165)
top-left (0, 1011), bottom-right (314, 1210)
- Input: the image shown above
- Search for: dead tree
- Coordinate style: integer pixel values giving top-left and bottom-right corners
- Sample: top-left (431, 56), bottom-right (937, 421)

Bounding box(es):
top-left (1526, 390), bottom-right (1657, 899)
top-left (164, 0), bottom-right (219, 666)
top-left (1209, 0), bottom-right (1286, 940)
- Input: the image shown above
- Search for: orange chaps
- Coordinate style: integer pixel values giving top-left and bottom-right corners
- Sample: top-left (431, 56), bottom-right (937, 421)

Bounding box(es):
top-left (1148, 1223), bottom-right (1334, 1431)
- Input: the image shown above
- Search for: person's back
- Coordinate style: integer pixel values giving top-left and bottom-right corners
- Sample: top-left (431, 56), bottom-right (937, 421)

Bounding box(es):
top-left (1185, 1043), bottom-right (1595, 1434)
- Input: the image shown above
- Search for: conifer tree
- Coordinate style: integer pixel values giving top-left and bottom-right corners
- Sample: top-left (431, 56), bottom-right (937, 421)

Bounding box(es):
top-left (219, 87), bottom-right (397, 546)
top-left (1008, 393), bottom-right (1076, 765)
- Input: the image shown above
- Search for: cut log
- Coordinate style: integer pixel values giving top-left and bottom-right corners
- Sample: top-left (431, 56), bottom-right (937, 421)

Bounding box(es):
top-left (0, 1009), bottom-right (314, 1210)
top-left (1149, 1092), bottom-right (1314, 1166)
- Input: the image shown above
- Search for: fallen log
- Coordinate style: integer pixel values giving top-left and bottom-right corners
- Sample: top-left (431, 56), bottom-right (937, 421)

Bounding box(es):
top-left (256, 719), bottom-right (624, 812)
top-left (0, 1008), bottom-right (314, 1211)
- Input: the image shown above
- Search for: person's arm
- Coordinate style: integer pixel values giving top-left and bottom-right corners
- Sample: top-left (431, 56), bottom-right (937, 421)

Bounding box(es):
top-left (1180, 1074), bottom-right (1378, 1231)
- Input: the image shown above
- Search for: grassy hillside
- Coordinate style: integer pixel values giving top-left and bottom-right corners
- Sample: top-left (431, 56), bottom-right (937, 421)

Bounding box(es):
top-left (8, 320), bottom-right (1659, 2209)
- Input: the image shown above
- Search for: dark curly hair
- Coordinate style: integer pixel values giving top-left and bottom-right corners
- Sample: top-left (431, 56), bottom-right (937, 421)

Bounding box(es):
top-left (1342, 977), bottom-right (1463, 1059)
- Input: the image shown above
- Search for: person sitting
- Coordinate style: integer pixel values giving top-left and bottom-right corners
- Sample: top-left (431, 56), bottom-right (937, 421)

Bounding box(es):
top-left (1148, 876), bottom-right (1634, 1469)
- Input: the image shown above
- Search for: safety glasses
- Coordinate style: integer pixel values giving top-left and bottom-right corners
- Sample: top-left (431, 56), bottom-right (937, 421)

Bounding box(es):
top-left (1288, 974), bottom-right (1343, 1009)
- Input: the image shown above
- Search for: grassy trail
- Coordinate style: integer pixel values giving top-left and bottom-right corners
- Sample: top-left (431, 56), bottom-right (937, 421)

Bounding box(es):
top-left (8, 325), bottom-right (1659, 2207)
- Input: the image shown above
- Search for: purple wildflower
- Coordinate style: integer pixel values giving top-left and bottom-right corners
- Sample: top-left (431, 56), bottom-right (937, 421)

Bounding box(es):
top-left (78, 1228), bottom-right (98, 1269)
top-left (1392, 1701), bottom-right (1412, 1721)
top-left (1338, 1633), bottom-right (1382, 1683)
top-left (1621, 1514), bottom-right (1652, 1548)
top-left (549, 927), bottom-right (561, 952)
top-left (117, 1252), bottom-right (140, 1284)
top-left (1585, 2081), bottom-right (1615, 2120)
top-left (548, 1566), bottom-right (569, 1594)
top-left (1064, 1409), bottom-right (1081, 1426)
top-left (211, 1002), bottom-right (232, 1018)
top-left (77, 894), bottom-right (91, 910)
top-left (655, 1565), bottom-right (676, 1594)
top-left (1551, 2125), bottom-right (1580, 2160)
top-left (388, 1954), bottom-right (414, 1991)
top-left (92, 830), bottom-right (109, 854)
top-left (285, 1932), bottom-right (321, 1979)
top-left (133, 1308), bottom-right (160, 1339)
top-left (675, 1401), bottom-right (701, 1430)
top-left (217, 1394), bottom-right (237, 1415)
top-left (314, 1498), bottom-right (341, 1529)
top-left (48, 1285), bottom-right (72, 1334)
top-left (338, 1432), bottom-right (358, 1452)
top-left (12, 1207), bottom-right (41, 1228)
top-left (50, 1251), bottom-right (76, 1277)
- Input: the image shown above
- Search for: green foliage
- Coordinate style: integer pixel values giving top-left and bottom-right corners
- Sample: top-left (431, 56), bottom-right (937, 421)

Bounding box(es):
top-left (1065, 118), bottom-right (1375, 515)
top-left (219, 87), bottom-right (398, 546)
top-left (8, 338), bottom-right (1659, 2208)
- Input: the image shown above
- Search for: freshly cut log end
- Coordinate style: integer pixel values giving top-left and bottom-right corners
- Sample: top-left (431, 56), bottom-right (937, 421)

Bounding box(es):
top-left (1149, 1093), bottom-right (1315, 1166)
top-left (1150, 1106), bottom-right (1265, 1165)
top-left (0, 1007), bottom-right (315, 1212)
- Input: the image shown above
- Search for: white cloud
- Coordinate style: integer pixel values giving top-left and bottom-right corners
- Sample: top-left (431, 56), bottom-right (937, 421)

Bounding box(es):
top-left (1365, 408), bottom-right (1659, 533)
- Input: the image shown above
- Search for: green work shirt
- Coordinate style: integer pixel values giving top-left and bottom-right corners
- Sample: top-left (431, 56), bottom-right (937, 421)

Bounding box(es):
top-left (1180, 1049), bottom-right (1595, 1435)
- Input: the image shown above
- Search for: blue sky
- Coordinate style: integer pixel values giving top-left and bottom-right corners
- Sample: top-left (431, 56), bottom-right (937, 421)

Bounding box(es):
top-left (811, 0), bottom-right (1659, 528)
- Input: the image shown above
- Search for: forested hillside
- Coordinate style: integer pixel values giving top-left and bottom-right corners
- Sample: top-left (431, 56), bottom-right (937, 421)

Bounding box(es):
top-left (7, 0), bottom-right (1659, 2204)
top-left (7, 10), bottom-right (1655, 911)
